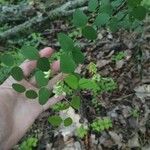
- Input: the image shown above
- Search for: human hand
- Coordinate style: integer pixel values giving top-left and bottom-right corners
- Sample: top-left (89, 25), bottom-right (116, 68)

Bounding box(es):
top-left (0, 47), bottom-right (65, 150)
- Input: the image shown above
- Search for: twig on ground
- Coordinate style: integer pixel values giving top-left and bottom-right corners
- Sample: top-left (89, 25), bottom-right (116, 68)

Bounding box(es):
top-left (0, 0), bottom-right (87, 41)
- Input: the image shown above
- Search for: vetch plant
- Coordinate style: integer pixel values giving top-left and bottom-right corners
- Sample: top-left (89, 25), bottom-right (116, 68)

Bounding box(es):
top-left (0, 0), bottom-right (148, 129)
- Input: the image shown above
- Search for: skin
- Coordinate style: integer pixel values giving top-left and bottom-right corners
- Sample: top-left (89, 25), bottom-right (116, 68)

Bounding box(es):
top-left (0, 47), bottom-right (65, 150)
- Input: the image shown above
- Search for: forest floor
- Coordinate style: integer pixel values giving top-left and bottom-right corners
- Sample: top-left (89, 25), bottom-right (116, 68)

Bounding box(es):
top-left (9, 17), bottom-right (149, 150)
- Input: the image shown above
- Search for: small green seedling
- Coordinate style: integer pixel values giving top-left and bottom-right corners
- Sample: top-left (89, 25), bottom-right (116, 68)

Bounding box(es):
top-left (92, 97), bottom-right (101, 112)
top-left (91, 118), bottom-right (112, 133)
top-left (87, 62), bottom-right (97, 75)
top-left (76, 125), bottom-right (88, 139)
top-left (131, 108), bottom-right (140, 118)
top-left (48, 115), bottom-right (73, 127)
top-left (19, 137), bottom-right (38, 150)
top-left (112, 52), bottom-right (126, 62)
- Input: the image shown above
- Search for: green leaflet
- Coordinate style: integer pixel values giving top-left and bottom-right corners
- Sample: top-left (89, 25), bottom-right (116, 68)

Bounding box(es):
top-left (64, 117), bottom-right (73, 127)
top-left (82, 26), bottom-right (97, 40)
top-left (11, 66), bottom-right (24, 81)
top-left (21, 45), bottom-right (39, 60)
top-left (25, 90), bottom-right (38, 99)
top-left (64, 74), bottom-right (79, 89)
top-left (73, 9), bottom-right (88, 27)
top-left (58, 33), bottom-right (74, 52)
top-left (88, 0), bottom-right (99, 12)
top-left (72, 47), bottom-right (84, 64)
top-left (0, 54), bottom-right (14, 66)
top-left (37, 57), bottom-right (50, 71)
top-left (79, 78), bottom-right (99, 91)
top-left (35, 70), bottom-right (49, 87)
top-left (38, 87), bottom-right (51, 105)
top-left (70, 96), bottom-right (81, 109)
top-left (12, 83), bottom-right (26, 93)
top-left (60, 53), bottom-right (76, 73)
top-left (131, 6), bottom-right (147, 20)
top-left (94, 13), bottom-right (110, 27)
top-left (48, 115), bottom-right (63, 127)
